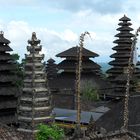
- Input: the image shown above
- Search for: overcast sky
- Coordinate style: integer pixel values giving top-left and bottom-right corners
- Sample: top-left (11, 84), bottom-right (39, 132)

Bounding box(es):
top-left (0, 0), bottom-right (140, 63)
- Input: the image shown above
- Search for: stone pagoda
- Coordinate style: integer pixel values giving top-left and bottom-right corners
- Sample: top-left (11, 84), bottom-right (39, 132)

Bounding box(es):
top-left (0, 31), bottom-right (18, 124)
top-left (106, 15), bottom-right (140, 97)
top-left (46, 58), bottom-right (57, 80)
top-left (56, 46), bottom-right (102, 76)
top-left (18, 32), bottom-right (52, 134)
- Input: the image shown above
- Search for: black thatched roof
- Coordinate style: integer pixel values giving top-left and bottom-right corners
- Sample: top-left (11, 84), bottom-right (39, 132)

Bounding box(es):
top-left (112, 45), bottom-right (131, 50)
top-left (113, 38), bottom-right (132, 44)
top-left (95, 94), bottom-right (140, 136)
top-left (0, 75), bottom-right (17, 82)
top-left (0, 114), bottom-right (16, 124)
top-left (0, 44), bottom-right (13, 52)
top-left (117, 26), bottom-right (133, 31)
top-left (118, 22), bottom-right (132, 26)
top-left (119, 15), bottom-right (131, 21)
top-left (56, 46), bottom-right (99, 58)
top-left (0, 53), bottom-right (13, 60)
top-left (110, 53), bottom-right (131, 58)
top-left (0, 64), bottom-right (17, 71)
top-left (47, 58), bottom-right (55, 63)
top-left (109, 60), bottom-right (129, 66)
top-left (95, 100), bottom-right (124, 132)
top-left (89, 130), bottom-right (140, 140)
top-left (0, 100), bottom-right (16, 109)
top-left (106, 67), bottom-right (123, 73)
top-left (0, 87), bottom-right (19, 96)
top-left (115, 32), bottom-right (134, 38)
top-left (57, 59), bottom-right (101, 70)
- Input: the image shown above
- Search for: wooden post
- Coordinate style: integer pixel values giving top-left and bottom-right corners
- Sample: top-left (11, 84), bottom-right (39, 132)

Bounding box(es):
top-left (123, 27), bottom-right (140, 129)
top-left (75, 31), bottom-right (91, 137)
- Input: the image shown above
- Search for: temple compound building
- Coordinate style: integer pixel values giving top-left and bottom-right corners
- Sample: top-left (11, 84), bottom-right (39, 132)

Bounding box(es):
top-left (47, 46), bottom-right (110, 109)
top-left (0, 31), bottom-right (19, 124)
top-left (106, 15), bottom-right (140, 97)
top-left (18, 32), bottom-right (53, 134)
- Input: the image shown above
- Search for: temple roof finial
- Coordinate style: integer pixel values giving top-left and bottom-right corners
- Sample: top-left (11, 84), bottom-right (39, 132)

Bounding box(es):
top-left (0, 31), bottom-right (10, 44)
top-left (119, 15), bottom-right (131, 21)
top-left (0, 31), bottom-right (4, 36)
top-left (47, 58), bottom-right (55, 63)
top-left (31, 32), bottom-right (37, 41)
top-left (28, 32), bottom-right (40, 45)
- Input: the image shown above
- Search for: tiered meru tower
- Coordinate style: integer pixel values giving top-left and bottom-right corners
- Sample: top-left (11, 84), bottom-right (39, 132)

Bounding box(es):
top-left (107, 15), bottom-right (140, 97)
top-left (46, 58), bottom-right (57, 80)
top-left (0, 31), bottom-right (18, 124)
top-left (18, 32), bottom-right (52, 133)
top-left (56, 46), bottom-right (102, 76)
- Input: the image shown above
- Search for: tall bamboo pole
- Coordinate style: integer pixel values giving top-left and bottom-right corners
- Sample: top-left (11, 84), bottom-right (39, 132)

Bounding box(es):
top-left (75, 31), bottom-right (91, 132)
top-left (123, 27), bottom-right (140, 129)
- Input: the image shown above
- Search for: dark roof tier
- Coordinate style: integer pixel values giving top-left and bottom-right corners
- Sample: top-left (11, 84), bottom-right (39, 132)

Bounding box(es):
top-left (118, 22), bottom-right (132, 26)
top-left (0, 53), bottom-right (13, 61)
top-left (117, 26), bottom-right (133, 31)
top-left (106, 67), bottom-right (124, 74)
top-left (119, 15), bottom-right (131, 21)
top-left (113, 38), bottom-right (132, 44)
top-left (0, 75), bottom-right (17, 82)
top-left (46, 58), bottom-right (57, 79)
top-left (110, 53), bottom-right (131, 58)
top-left (0, 64), bottom-right (17, 71)
top-left (0, 44), bottom-right (12, 52)
top-left (112, 45), bottom-right (131, 50)
top-left (47, 58), bottom-right (55, 63)
top-left (115, 32), bottom-right (134, 38)
top-left (115, 73), bottom-right (136, 82)
top-left (56, 46), bottom-right (99, 58)
top-left (109, 60), bottom-right (129, 66)
top-left (0, 100), bottom-right (17, 110)
top-left (0, 87), bottom-right (19, 96)
top-left (0, 115), bottom-right (16, 124)
top-left (57, 59), bottom-right (101, 70)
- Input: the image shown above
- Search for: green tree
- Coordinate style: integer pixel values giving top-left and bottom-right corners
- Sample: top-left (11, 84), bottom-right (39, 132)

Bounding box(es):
top-left (11, 53), bottom-right (24, 87)
top-left (81, 80), bottom-right (100, 101)
top-left (36, 124), bottom-right (65, 140)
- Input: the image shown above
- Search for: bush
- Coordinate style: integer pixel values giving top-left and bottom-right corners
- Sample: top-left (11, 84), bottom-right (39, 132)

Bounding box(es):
top-left (36, 124), bottom-right (64, 140)
top-left (81, 81), bottom-right (100, 101)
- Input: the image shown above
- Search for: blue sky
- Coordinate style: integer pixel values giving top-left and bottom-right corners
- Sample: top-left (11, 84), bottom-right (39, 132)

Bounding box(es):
top-left (0, 0), bottom-right (140, 63)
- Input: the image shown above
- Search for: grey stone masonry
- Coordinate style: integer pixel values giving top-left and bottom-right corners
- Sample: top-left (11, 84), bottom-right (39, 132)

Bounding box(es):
top-left (18, 32), bottom-right (53, 133)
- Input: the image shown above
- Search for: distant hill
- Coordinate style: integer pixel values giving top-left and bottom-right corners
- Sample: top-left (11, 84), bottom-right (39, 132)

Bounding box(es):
top-left (99, 62), bottom-right (111, 73)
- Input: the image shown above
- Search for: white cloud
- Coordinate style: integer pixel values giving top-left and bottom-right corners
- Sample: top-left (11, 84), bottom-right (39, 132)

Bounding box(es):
top-left (0, 15), bottom-right (125, 63)
top-left (60, 29), bottom-right (78, 42)
top-left (0, 20), bottom-right (80, 62)
top-left (1, 0), bottom-right (140, 64)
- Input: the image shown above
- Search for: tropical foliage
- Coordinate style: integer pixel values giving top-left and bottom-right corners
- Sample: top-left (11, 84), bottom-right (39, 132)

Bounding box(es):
top-left (36, 124), bottom-right (65, 140)
top-left (81, 81), bottom-right (100, 101)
